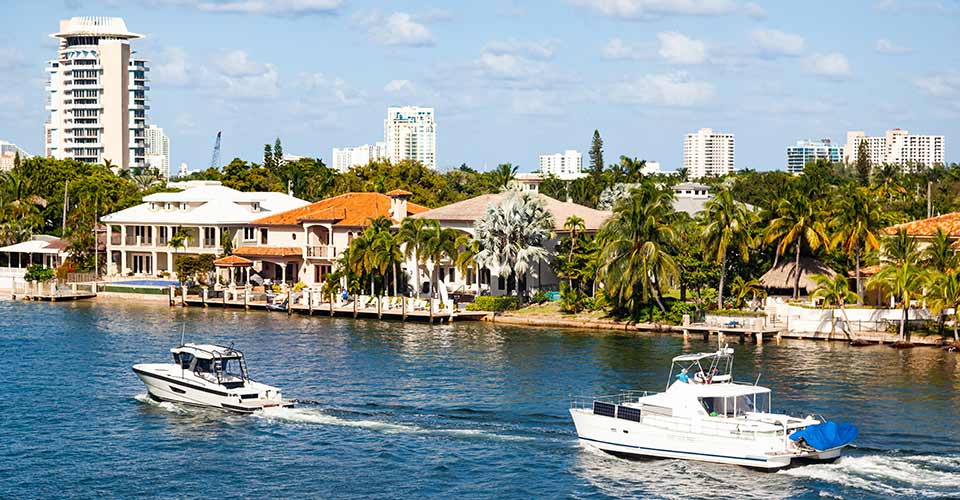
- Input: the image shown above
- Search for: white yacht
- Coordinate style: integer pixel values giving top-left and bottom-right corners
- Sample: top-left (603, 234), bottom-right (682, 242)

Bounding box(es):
top-left (570, 347), bottom-right (858, 469)
top-left (133, 343), bottom-right (293, 414)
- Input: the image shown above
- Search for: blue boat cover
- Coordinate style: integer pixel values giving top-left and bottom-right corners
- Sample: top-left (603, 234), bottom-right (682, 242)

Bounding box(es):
top-left (789, 421), bottom-right (858, 451)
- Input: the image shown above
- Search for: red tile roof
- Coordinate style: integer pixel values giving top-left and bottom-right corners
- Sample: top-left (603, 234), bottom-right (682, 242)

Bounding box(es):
top-left (233, 246), bottom-right (301, 257)
top-left (882, 212), bottom-right (960, 238)
top-left (252, 192), bottom-right (429, 227)
top-left (386, 189), bottom-right (413, 196)
top-left (213, 255), bottom-right (253, 266)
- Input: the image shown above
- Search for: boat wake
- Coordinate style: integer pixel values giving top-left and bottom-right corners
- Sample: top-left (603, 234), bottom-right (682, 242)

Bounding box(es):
top-left (780, 453), bottom-right (960, 498)
top-left (133, 393), bottom-right (191, 415)
top-left (255, 406), bottom-right (533, 442)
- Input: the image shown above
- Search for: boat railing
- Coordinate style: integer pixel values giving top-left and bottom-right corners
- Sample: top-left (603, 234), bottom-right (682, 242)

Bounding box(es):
top-left (570, 390), bottom-right (657, 410)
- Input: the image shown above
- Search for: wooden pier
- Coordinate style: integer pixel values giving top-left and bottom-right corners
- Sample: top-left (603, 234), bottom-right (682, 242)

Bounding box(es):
top-left (681, 321), bottom-right (781, 344)
top-left (12, 282), bottom-right (97, 302)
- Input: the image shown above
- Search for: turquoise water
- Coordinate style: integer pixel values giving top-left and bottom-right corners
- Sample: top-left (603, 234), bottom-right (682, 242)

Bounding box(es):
top-left (2, 300), bottom-right (959, 499)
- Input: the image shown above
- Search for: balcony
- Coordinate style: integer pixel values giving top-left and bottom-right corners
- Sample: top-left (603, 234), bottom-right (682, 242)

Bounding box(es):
top-left (306, 245), bottom-right (341, 259)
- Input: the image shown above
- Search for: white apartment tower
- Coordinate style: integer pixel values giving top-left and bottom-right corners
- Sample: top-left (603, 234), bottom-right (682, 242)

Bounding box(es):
top-left (144, 124), bottom-right (170, 179)
top-left (538, 150), bottom-right (584, 180)
top-left (44, 17), bottom-right (148, 172)
top-left (844, 129), bottom-right (944, 171)
top-left (384, 106), bottom-right (436, 169)
top-left (331, 142), bottom-right (387, 172)
top-left (683, 128), bottom-right (735, 179)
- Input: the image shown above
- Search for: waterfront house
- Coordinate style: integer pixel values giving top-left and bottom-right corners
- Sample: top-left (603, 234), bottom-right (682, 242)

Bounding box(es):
top-left (0, 236), bottom-right (69, 291)
top-left (881, 212), bottom-right (960, 247)
top-left (100, 182), bottom-right (308, 278)
top-left (409, 192), bottom-right (611, 296)
top-left (239, 190), bottom-right (429, 286)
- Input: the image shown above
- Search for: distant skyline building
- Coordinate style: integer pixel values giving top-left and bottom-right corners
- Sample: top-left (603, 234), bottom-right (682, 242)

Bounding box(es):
top-left (44, 17), bottom-right (149, 171)
top-left (331, 142), bottom-right (386, 172)
top-left (683, 128), bottom-right (735, 179)
top-left (786, 139), bottom-right (843, 174)
top-left (538, 150), bottom-right (584, 180)
top-left (177, 162), bottom-right (188, 178)
top-left (144, 124), bottom-right (169, 178)
top-left (844, 129), bottom-right (945, 171)
top-left (641, 161), bottom-right (662, 175)
top-left (0, 140), bottom-right (30, 171)
top-left (384, 106), bottom-right (436, 169)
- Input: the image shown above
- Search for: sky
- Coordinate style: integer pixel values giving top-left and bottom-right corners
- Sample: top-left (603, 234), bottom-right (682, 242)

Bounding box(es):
top-left (1, 0), bottom-right (959, 174)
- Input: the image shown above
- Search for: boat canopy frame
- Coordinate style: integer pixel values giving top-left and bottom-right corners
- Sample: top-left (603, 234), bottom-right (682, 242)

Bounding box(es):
top-left (170, 343), bottom-right (250, 383)
top-left (667, 347), bottom-right (735, 390)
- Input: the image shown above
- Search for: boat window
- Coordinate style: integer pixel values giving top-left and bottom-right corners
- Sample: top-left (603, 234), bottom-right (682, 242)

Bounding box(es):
top-left (700, 396), bottom-right (753, 417)
top-left (172, 353), bottom-right (181, 364)
top-left (217, 358), bottom-right (245, 380)
top-left (179, 352), bottom-right (194, 369)
top-left (194, 358), bottom-right (213, 373)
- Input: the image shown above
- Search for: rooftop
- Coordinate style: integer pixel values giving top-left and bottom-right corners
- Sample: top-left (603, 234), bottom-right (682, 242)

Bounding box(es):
top-left (252, 192), bottom-right (429, 227)
top-left (52, 16), bottom-right (142, 39)
top-left (882, 213), bottom-right (960, 238)
top-left (411, 192), bottom-right (612, 231)
top-left (101, 185), bottom-right (308, 225)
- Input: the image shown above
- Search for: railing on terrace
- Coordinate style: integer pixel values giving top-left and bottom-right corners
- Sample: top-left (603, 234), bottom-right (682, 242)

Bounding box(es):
top-left (307, 246), bottom-right (340, 258)
top-left (67, 272), bottom-right (97, 283)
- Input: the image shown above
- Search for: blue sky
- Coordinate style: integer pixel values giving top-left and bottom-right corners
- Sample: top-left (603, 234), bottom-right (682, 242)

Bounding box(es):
top-left (2, 0), bottom-right (959, 173)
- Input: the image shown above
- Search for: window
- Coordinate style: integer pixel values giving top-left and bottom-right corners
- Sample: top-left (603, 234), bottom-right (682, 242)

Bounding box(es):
top-left (497, 275), bottom-right (505, 290)
top-left (243, 227), bottom-right (256, 241)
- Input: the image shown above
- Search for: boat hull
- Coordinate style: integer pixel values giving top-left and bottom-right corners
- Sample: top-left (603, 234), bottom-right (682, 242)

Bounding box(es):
top-left (133, 365), bottom-right (291, 414)
top-left (570, 408), bottom-right (841, 470)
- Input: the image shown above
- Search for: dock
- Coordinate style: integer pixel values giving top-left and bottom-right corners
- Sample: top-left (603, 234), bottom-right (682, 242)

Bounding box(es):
top-left (681, 322), bottom-right (781, 343)
top-left (11, 282), bottom-right (97, 302)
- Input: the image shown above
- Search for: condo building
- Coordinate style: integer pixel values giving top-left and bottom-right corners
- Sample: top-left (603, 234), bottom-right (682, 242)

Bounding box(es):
top-left (331, 142), bottom-right (387, 172)
top-left (0, 140), bottom-right (30, 171)
top-left (844, 129), bottom-right (945, 171)
top-left (786, 139), bottom-right (843, 174)
top-left (44, 17), bottom-right (149, 171)
top-left (683, 128), bottom-right (735, 179)
top-left (538, 150), bottom-right (585, 180)
top-left (384, 106), bottom-right (436, 169)
top-left (144, 124), bottom-right (170, 179)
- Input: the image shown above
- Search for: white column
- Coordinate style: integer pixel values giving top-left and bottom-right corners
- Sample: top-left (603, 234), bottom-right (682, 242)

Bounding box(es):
top-left (167, 252), bottom-right (173, 274)
top-left (105, 225), bottom-right (114, 275)
top-left (151, 225), bottom-right (157, 247)
top-left (151, 251), bottom-right (157, 275)
top-left (120, 225), bottom-right (127, 247)
top-left (214, 226), bottom-right (221, 251)
top-left (120, 250), bottom-right (127, 274)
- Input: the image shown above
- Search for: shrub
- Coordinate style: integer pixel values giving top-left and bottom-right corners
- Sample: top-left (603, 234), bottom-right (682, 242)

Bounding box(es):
top-left (466, 296), bottom-right (519, 312)
top-left (531, 290), bottom-right (549, 304)
top-left (25, 265), bottom-right (55, 282)
top-left (293, 281), bottom-right (307, 292)
top-left (559, 283), bottom-right (586, 313)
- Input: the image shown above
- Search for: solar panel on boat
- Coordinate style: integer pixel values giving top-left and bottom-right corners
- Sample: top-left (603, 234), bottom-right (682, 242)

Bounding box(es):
top-left (616, 406), bottom-right (641, 422)
top-left (593, 401), bottom-right (615, 418)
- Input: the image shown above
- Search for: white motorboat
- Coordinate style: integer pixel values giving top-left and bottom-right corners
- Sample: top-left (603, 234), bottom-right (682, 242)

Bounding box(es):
top-left (569, 346), bottom-right (857, 469)
top-left (133, 343), bottom-right (293, 414)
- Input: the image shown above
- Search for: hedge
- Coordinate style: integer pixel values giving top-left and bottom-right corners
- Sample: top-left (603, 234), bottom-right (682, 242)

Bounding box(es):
top-left (466, 296), bottom-right (519, 312)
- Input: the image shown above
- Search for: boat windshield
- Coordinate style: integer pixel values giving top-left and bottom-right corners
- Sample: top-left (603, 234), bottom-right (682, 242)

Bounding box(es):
top-left (700, 392), bottom-right (770, 417)
top-left (216, 357), bottom-right (246, 381)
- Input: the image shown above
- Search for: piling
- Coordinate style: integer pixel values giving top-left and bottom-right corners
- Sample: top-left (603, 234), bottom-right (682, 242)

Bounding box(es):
top-left (243, 288), bottom-right (249, 310)
top-left (201, 288), bottom-right (208, 307)
top-left (287, 289), bottom-right (292, 316)
top-left (308, 289), bottom-right (314, 316)
top-left (377, 296), bottom-right (382, 319)
top-left (180, 285), bottom-right (187, 307)
top-left (168, 286), bottom-right (175, 306)
top-left (402, 296), bottom-right (407, 321)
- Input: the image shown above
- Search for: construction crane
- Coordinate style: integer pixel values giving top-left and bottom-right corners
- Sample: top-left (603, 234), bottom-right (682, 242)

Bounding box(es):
top-left (210, 130), bottom-right (222, 169)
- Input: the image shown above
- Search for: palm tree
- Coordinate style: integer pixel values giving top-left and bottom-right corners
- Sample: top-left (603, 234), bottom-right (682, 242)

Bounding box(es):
top-left (473, 193), bottom-right (554, 299)
top-left (348, 231), bottom-right (377, 295)
top-left (563, 215), bottom-right (586, 288)
top-left (868, 261), bottom-right (924, 342)
top-left (373, 229), bottom-right (403, 296)
top-left (883, 228), bottom-right (919, 266)
top-left (455, 235), bottom-right (480, 294)
top-left (490, 163), bottom-right (518, 191)
top-left (763, 197), bottom-right (831, 299)
top-left (830, 187), bottom-right (884, 304)
top-left (926, 269), bottom-right (960, 343)
top-left (420, 220), bottom-right (461, 299)
top-left (729, 276), bottom-right (765, 310)
top-left (810, 274), bottom-right (859, 341)
top-left (920, 228), bottom-right (957, 273)
top-left (168, 227), bottom-right (190, 280)
top-left (701, 189), bottom-right (754, 309)
top-left (597, 185), bottom-right (677, 312)
top-left (398, 217), bottom-right (429, 296)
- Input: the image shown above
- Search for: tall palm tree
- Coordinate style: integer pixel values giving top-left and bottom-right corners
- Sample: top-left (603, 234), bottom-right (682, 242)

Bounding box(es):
top-left (701, 189), bottom-right (754, 309)
top-left (398, 217), bottom-right (429, 296)
top-left (473, 193), bottom-right (554, 299)
top-left (490, 163), bottom-right (518, 190)
top-left (830, 187), bottom-right (884, 304)
top-left (168, 227), bottom-right (190, 280)
top-left (455, 235), bottom-right (480, 294)
top-left (926, 269), bottom-right (960, 343)
top-left (920, 228), bottom-right (957, 273)
top-left (729, 276), bottom-right (765, 310)
top-left (810, 274), bottom-right (859, 341)
top-left (597, 185), bottom-right (677, 312)
top-left (420, 220), bottom-right (462, 299)
top-left (868, 261), bottom-right (924, 342)
top-left (763, 197), bottom-right (831, 299)
top-left (373, 230), bottom-right (403, 296)
top-left (883, 228), bottom-right (919, 266)
top-left (347, 231), bottom-right (377, 295)
top-left (563, 215), bottom-right (586, 288)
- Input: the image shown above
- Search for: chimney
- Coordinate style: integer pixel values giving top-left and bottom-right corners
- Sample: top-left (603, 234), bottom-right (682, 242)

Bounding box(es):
top-left (386, 189), bottom-right (412, 221)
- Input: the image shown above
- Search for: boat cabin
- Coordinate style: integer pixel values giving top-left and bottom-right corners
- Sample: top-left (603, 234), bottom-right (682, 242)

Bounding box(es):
top-left (170, 343), bottom-right (249, 388)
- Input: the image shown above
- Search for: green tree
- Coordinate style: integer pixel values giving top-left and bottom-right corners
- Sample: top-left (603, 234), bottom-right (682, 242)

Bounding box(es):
top-left (763, 197), bottom-right (831, 299)
top-left (729, 276), bottom-right (766, 310)
top-left (810, 273), bottom-right (859, 341)
top-left (221, 229), bottom-right (234, 256)
top-left (855, 140), bottom-right (871, 186)
top-left (926, 269), bottom-right (960, 343)
top-left (701, 189), bottom-right (754, 309)
top-left (562, 215), bottom-right (586, 288)
top-left (868, 261), bottom-right (924, 342)
top-left (273, 137), bottom-right (284, 169)
top-left (589, 130), bottom-right (604, 180)
top-left (398, 217), bottom-right (429, 296)
top-left (263, 143), bottom-right (274, 169)
top-left (920, 228), bottom-right (957, 273)
top-left (489, 163), bottom-right (518, 191)
top-left (830, 187), bottom-right (884, 304)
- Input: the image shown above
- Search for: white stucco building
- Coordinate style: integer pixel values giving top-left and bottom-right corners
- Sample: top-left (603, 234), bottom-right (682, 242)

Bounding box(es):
top-left (144, 124), bottom-right (170, 178)
top-left (0, 140), bottom-right (30, 171)
top-left (683, 128), bottom-right (735, 179)
top-left (100, 182), bottom-right (307, 278)
top-left (44, 17), bottom-right (149, 171)
top-left (385, 106), bottom-right (436, 169)
top-left (844, 129), bottom-right (945, 171)
top-left (331, 142), bottom-right (387, 172)
top-left (538, 150), bottom-right (585, 180)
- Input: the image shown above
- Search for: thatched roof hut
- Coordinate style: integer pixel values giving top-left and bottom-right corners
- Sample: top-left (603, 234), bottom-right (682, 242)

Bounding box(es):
top-left (760, 257), bottom-right (837, 295)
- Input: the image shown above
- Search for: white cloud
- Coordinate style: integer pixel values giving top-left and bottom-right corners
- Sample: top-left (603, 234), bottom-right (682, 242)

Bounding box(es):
top-left (293, 72), bottom-right (365, 105)
top-left (803, 53), bottom-right (851, 79)
top-left (384, 79), bottom-right (415, 93)
top-left (360, 11), bottom-right (434, 47)
top-left (217, 50), bottom-right (268, 77)
top-left (742, 2), bottom-right (766, 18)
top-left (875, 39), bottom-right (911, 55)
top-left (475, 51), bottom-right (539, 80)
top-left (657, 31), bottom-right (707, 64)
top-left (751, 28), bottom-right (804, 56)
top-left (221, 64), bottom-right (279, 98)
top-left (194, 0), bottom-right (340, 16)
top-left (914, 73), bottom-right (960, 97)
top-left (873, 0), bottom-right (957, 14)
top-left (611, 72), bottom-right (715, 107)
top-left (570, 0), bottom-right (744, 19)
top-left (511, 90), bottom-right (562, 116)
top-left (602, 38), bottom-right (643, 59)
top-left (485, 39), bottom-right (556, 60)
top-left (151, 47), bottom-right (191, 85)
